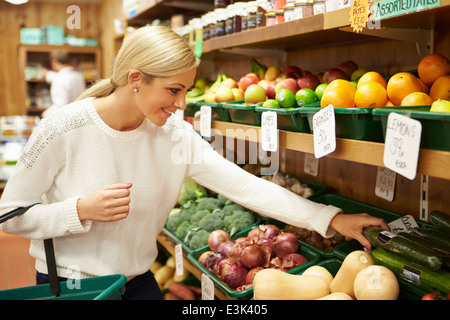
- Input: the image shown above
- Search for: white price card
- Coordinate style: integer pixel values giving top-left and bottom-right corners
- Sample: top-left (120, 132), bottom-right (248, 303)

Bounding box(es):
top-left (313, 104), bottom-right (336, 158)
top-left (261, 111), bottom-right (278, 152)
top-left (304, 153), bottom-right (319, 177)
top-left (200, 105), bottom-right (212, 138)
top-left (388, 215), bottom-right (419, 234)
top-left (174, 244), bottom-right (184, 276)
top-left (375, 167), bottom-right (396, 202)
top-left (383, 112), bottom-right (422, 180)
top-left (201, 273), bottom-right (215, 300)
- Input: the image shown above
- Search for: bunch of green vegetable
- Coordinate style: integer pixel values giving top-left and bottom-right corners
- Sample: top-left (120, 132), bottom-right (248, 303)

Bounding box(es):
top-left (165, 192), bottom-right (259, 250)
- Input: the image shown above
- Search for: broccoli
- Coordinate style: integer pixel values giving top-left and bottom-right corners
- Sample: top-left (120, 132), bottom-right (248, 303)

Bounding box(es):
top-left (198, 211), bottom-right (225, 232)
top-left (217, 194), bottom-right (231, 205)
top-left (196, 197), bottom-right (223, 212)
top-left (221, 203), bottom-right (246, 217)
top-left (223, 210), bottom-right (255, 236)
top-left (165, 212), bottom-right (182, 233)
top-left (190, 209), bottom-right (210, 226)
top-left (188, 229), bottom-right (211, 250)
top-left (175, 220), bottom-right (194, 240)
top-left (180, 188), bottom-right (207, 205)
top-left (178, 201), bottom-right (197, 223)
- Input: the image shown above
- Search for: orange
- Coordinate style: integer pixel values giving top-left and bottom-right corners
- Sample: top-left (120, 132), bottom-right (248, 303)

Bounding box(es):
top-left (429, 75), bottom-right (450, 101)
top-left (324, 79), bottom-right (356, 98)
top-left (357, 71), bottom-right (387, 88)
top-left (386, 100), bottom-right (394, 106)
top-left (386, 72), bottom-right (422, 106)
top-left (416, 78), bottom-right (430, 94)
top-left (401, 92), bottom-right (433, 106)
top-left (418, 53), bottom-right (450, 86)
top-left (354, 81), bottom-right (388, 107)
top-left (321, 86), bottom-right (355, 108)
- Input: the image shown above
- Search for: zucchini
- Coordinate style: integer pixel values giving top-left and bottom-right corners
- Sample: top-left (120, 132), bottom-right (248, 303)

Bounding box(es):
top-left (363, 226), bottom-right (442, 270)
top-left (371, 247), bottom-right (450, 294)
top-left (411, 227), bottom-right (450, 247)
top-left (429, 210), bottom-right (450, 233)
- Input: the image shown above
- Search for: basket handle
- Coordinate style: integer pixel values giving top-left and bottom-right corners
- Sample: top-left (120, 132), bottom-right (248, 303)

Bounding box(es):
top-left (0, 204), bottom-right (60, 297)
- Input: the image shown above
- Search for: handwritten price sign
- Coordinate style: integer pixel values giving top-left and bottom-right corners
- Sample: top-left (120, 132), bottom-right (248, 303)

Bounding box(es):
top-left (349, 0), bottom-right (369, 33)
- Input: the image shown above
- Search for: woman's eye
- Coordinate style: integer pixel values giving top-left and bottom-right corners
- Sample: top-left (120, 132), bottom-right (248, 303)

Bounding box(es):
top-left (169, 88), bottom-right (180, 94)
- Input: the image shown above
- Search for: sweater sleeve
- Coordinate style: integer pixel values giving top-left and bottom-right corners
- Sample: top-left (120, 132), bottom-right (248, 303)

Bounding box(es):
top-left (0, 118), bottom-right (91, 239)
top-left (184, 129), bottom-right (342, 238)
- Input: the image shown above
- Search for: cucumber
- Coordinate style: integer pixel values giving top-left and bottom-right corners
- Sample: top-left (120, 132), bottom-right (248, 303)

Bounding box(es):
top-left (429, 210), bottom-right (450, 233)
top-left (363, 226), bottom-right (442, 270)
top-left (371, 247), bottom-right (450, 294)
top-left (411, 227), bottom-right (450, 247)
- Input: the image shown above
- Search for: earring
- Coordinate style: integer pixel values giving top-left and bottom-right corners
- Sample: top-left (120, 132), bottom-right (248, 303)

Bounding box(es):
top-left (133, 88), bottom-right (138, 93)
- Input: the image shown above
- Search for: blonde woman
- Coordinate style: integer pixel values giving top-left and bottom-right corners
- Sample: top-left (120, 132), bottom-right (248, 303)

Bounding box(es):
top-left (0, 26), bottom-right (387, 299)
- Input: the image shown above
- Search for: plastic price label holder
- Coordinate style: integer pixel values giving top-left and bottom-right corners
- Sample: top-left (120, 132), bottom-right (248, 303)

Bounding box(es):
top-left (383, 112), bottom-right (422, 180)
top-left (313, 104), bottom-right (336, 158)
top-left (200, 105), bottom-right (212, 138)
top-left (175, 244), bottom-right (184, 276)
top-left (304, 153), bottom-right (319, 177)
top-left (375, 167), bottom-right (396, 202)
top-left (261, 111), bottom-right (278, 152)
top-left (201, 273), bottom-right (215, 300)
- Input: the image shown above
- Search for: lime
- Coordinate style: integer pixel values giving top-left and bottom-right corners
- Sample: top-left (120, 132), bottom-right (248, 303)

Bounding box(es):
top-left (262, 99), bottom-right (280, 108)
top-left (276, 88), bottom-right (296, 108)
top-left (295, 88), bottom-right (318, 107)
top-left (315, 83), bottom-right (328, 100)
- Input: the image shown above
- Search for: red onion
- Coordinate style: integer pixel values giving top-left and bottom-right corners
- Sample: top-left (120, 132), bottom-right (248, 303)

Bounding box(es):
top-left (256, 237), bottom-right (274, 258)
top-left (205, 251), bottom-right (226, 273)
top-left (269, 257), bottom-right (282, 269)
top-left (260, 224), bottom-right (280, 239)
top-left (273, 232), bottom-right (299, 258)
top-left (230, 240), bottom-right (249, 260)
top-left (247, 227), bottom-right (264, 240)
top-left (281, 253), bottom-right (308, 270)
top-left (198, 250), bottom-right (212, 266)
top-left (217, 241), bottom-right (235, 257)
top-left (245, 267), bottom-right (264, 285)
top-left (215, 258), bottom-right (248, 290)
top-left (208, 230), bottom-right (231, 251)
top-left (240, 243), bottom-right (270, 269)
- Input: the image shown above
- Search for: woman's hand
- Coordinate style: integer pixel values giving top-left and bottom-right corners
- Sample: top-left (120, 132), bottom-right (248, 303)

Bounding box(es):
top-left (77, 183), bottom-right (132, 222)
top-left (330, 213), bottom-right (390, 249)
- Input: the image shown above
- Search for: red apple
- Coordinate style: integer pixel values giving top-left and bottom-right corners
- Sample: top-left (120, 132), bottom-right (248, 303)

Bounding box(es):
top-left (215, 86), bottom-right (235, 102)
top-left (259, 80), bottom-right (277, 99)
top-left (275, 78), bottom-right (299, 94)
top-left (297, 73), bottom-right (321, 90)
top-left (264, 66), bottom-right (282, 81)
top-left (219, 77), bottom-right (238, 89)
top-left (231, 88), bottom-right (244, 101)
top-left (238, 74), bottom-right (259, 92)
top-left (322, 68), bottom-right (348, 84)
top-left (283, 66), bottom-right (302, 78)
top-left (316, 72), bottom-right (325, 83)
top-left (337, 60), bottom-right (359, 78)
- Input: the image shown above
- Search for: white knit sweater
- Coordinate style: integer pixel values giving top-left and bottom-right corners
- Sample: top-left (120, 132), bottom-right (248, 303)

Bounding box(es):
top-left (0, 98), bottom-right (341, 279)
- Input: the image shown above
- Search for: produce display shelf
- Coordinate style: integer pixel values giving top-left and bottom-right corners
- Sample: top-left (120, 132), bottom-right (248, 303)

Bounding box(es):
top-left (255, 105), bottom-right (310, 133)
top-left (187, 101), bottom-right (232, 122)
top-left (222, 101), bottom-right (261, 126)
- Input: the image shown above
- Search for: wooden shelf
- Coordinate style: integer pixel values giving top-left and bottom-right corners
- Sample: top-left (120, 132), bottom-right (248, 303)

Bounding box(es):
top-left (193, 120), bottom-right (450, 181)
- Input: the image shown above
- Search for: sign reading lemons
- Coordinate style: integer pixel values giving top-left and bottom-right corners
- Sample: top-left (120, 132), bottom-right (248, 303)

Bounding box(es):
top-left (349, 0), bottom-right (369, 33)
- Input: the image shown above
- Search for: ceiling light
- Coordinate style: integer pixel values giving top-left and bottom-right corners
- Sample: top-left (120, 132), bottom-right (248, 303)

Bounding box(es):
top-left (5, 0), bottom-right (29, 5)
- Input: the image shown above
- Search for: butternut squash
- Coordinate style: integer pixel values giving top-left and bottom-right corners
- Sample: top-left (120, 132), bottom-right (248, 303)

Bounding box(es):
top-left (330, 250), bottom-right (374, 298)
top-left (353, 265), bottom-right (399, 300)
top-left (302, 265), bottom-right (334, 285)
top-left (315, 292), bottom-right (353, 300)
top-left (253, 268), bottom-right (330, 300)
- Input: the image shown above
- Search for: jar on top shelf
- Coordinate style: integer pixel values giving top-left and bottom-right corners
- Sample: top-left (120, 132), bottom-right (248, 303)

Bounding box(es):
top-left (295, 0), bottom-right (314, 18)
top-left (313, 0), bottom-right (326, 14)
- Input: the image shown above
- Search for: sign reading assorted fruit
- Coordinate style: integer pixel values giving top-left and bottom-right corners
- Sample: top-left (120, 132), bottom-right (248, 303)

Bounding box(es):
top-left (383, 112), bottom-right (422, 180)
top-left (313, 105), bottom-right (336, 159)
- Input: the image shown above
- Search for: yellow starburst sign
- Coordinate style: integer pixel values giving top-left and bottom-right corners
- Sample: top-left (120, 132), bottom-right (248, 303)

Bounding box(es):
top-left (349, 0), bottom-right (370, 33)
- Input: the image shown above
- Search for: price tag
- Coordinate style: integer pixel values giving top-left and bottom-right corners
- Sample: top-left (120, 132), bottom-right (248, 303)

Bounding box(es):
top-left (304, 153), bottom-right (319, 177)
top-left (388, 215), bottom-right (419, 234)
top-left (383, 112), bottom-right (422, 180)
top-left (261, 111), bottom-right (278, 152)
top-left (349, 0), bottom-right (369, 33)
top-left (174, 244), bottom-right (184, 276)
top-left (201, 273), bottom-right (215, 300)
top-left (313, 104), bottom-right (336, 158)
top-left (200, 105), bottom-right (211, 138)
top-left (375, 167), bottom-right (396, 202)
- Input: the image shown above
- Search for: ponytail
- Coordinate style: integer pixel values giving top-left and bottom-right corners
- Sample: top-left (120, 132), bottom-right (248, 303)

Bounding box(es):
top-left (77, 78), bottom-right (116, 101)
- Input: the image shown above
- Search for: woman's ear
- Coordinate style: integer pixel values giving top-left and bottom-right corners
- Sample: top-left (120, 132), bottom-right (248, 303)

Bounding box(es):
top-left (128, 70), bottom-right (142, 88)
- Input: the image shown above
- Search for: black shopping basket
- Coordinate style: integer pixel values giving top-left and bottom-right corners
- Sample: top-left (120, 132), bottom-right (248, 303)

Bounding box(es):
top-left (0, 204), bottom-right (127, 300)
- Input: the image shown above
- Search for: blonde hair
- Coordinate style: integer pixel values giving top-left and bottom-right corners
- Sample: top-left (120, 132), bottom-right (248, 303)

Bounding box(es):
top-left (78, 26), bottom-right (200, 100)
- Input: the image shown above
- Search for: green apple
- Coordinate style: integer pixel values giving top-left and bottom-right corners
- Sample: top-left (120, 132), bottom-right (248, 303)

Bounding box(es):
top-left (350, 68), bottom-right (370, 82)
top-left (430, 99), bottom-right (450, 113)
top-left (244, 84), bottom-right (266, 104)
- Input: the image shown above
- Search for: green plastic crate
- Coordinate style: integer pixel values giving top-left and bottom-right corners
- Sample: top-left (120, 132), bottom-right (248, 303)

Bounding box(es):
top-left (298, 258), bottom-right (429, 300)
top-left (222, 101), bottom-right (261, 126)
top-left (372, 106), bottom-right (450, 151)
top-left (299, 106), bottom-right (384, 142)
top-left (184, 101), bottom-right (232, 121)
top-left (187, 233), bottom-right (322, 299)
top-left (0, 274), bottom-right (126, 300)
top-left (184, 102), bottom-right (201, 117)
top-left (255, 106), bottom-right (310, 132)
